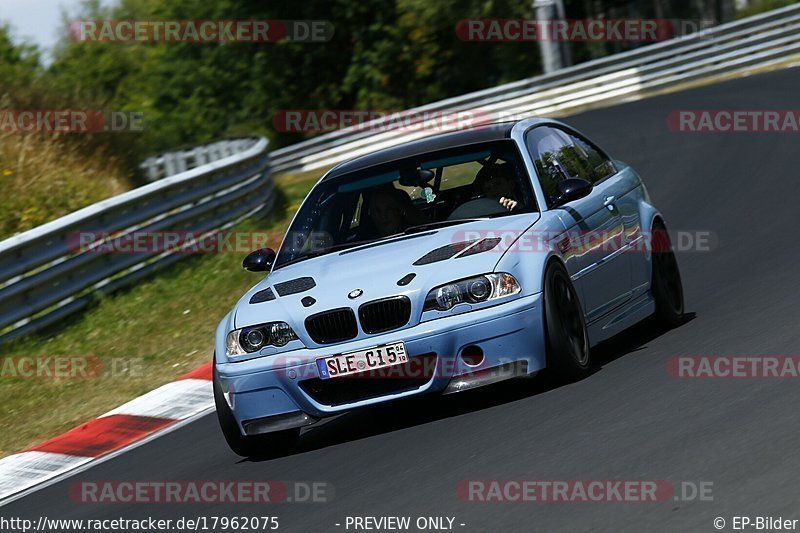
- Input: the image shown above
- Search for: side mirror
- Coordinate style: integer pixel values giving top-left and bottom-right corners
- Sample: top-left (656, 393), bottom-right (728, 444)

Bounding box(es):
top-left (553, 178), bottom-right (593, 207)
top-left (242, 248), bottom-right (276, 272)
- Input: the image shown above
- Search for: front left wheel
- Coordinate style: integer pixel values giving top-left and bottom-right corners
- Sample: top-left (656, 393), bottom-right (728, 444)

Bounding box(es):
top-left (543, 261), bottom-right (591, 382)
top-left (213, 365), bottom-right (299, 458)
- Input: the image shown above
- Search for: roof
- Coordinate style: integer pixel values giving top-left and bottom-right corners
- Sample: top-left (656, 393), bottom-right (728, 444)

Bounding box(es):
top-left (323, 121), bottom-right (519, 180)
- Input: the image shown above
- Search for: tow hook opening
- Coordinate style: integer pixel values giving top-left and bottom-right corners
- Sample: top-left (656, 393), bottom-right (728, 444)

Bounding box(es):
top-left (461, 345), bottom-right (485, 367)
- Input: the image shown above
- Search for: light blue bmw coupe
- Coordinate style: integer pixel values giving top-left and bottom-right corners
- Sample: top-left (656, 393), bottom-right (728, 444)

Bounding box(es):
top-left (214, 118), bottom-right (684, 456)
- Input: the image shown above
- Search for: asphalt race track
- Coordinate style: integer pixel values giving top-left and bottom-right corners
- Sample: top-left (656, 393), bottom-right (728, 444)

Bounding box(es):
top-left (5, 67), bottom-right (800, 532)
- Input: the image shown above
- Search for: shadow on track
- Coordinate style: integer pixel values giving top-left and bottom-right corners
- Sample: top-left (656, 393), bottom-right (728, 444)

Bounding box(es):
top-left (240, 313), bottom-right (695, 463)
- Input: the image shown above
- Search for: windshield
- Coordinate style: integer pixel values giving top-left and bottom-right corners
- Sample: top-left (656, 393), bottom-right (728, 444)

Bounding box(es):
top-left (274, 140), bottom-right (536, 269)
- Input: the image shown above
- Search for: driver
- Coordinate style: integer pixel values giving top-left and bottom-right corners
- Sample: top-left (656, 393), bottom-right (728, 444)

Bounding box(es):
top-left (367, 186), bottom-right (426, 237)
top-left (477, 163), bottom-right (519, 211)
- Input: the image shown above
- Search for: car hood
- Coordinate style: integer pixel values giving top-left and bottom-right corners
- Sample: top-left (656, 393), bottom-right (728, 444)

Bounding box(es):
top-left (233, 213), bottom-right (539, 333)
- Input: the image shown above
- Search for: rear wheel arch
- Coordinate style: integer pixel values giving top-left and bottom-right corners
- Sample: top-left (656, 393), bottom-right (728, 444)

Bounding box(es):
top-left (650, 214), bottom-right (665, 228)
top-left (649, 215), bottom-right (669, 260)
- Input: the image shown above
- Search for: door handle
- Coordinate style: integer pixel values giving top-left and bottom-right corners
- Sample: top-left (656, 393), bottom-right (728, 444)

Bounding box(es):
top-left (603, 195), bottom-right (617, 210)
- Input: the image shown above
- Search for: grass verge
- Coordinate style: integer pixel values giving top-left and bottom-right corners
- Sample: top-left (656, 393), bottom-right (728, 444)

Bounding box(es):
top-left (0, 133), bottom-right (131, 239)
top-left (0, 168), bottom-right (327, 457)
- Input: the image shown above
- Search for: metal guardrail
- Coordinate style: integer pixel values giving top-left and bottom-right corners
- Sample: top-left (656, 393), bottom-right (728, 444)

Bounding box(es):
top-left (0, 138), bottom-right (271, 343)
top-left (140, 139), bottom-right (260, 182)
top-left (269, 4), bottom-right (800, 174)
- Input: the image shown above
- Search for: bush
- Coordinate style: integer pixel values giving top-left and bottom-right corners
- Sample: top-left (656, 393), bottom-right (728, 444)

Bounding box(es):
top-left (0, 25), bottom-right (135, 238)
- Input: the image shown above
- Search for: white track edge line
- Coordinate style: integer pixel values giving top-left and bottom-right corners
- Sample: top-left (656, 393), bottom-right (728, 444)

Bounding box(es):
top-left (0, 405), bottom-right (216, 508)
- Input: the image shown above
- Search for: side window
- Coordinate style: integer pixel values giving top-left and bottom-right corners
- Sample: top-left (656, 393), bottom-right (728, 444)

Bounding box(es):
top-left (525, 127), bottom-right (573, 207)
top-left (567, 133), bottom-right (616, 184)
top-left (526, 127), bottom-right (616, 206)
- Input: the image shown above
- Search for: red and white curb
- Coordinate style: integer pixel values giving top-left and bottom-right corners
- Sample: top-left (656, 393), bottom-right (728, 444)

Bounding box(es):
top-left (0, 362), bottom-right (214, 505)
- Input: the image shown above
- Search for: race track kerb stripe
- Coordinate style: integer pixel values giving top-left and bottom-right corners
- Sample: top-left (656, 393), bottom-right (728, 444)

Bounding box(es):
top-left (27, 415), bottom-right (175, 458)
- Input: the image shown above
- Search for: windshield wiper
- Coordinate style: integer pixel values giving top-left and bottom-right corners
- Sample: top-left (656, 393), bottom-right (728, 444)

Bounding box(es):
top-left (279, 240), bottom-right (377, 267)
top-left (402, 218), bottom-right (487, 235)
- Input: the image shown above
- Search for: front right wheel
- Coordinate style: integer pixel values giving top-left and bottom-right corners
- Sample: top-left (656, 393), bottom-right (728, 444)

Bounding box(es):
top-left (543, 261), bottom-right (591, 382)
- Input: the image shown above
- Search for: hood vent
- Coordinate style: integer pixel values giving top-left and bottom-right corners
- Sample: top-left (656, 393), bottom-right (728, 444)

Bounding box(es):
top-left (413, 240), bottom-right (477, 266)
top-left (397, 273), bottom-right (416, 286)
top-left (457, 238), bottom-right (502, 258)
top-left (274, 277), bottom-right (316, 296)
top-left (249, 287), bottom-right (276, 304)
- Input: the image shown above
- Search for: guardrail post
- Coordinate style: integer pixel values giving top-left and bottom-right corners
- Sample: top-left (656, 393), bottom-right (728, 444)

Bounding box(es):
top-left (176, 152), bottom-right (188, 174)
top-left (141, 158), bottom-right (160, 182)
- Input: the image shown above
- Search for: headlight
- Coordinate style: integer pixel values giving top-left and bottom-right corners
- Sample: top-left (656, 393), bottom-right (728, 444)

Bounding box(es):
top-left (423, 273), bottom-right (521, 312)
top-left (226, 321), bottom-right (299, 356)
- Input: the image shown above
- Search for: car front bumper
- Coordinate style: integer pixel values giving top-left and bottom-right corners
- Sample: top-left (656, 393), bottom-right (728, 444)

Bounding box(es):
top-left (216, 293), bottom-right (544, 434)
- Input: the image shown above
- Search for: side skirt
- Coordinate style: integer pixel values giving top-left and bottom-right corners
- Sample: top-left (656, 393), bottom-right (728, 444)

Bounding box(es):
top-left (586, 292), bottom-right (656, 346)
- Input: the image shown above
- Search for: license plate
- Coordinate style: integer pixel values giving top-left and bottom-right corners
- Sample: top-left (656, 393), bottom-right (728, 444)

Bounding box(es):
top-left (316, 342), bottom-right (408, 380)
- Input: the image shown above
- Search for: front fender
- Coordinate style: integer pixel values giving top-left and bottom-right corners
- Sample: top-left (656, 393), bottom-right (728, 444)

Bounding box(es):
top-left (215, 311), bottom-right (235, 364)
top-left (493, 211), bottom-right (568, 295)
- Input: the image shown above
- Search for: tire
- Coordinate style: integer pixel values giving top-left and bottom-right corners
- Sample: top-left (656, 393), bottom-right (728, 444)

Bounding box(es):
top-left (213, 365), bottom-right (299, 458)
top-left (650, 220), bottom-right (684, 328)
top-left (543, 261), bottom-right (591, 382)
